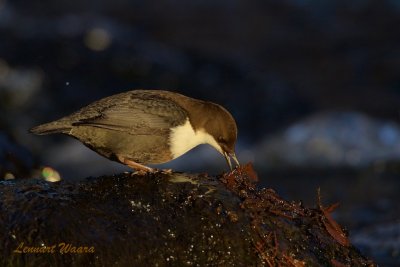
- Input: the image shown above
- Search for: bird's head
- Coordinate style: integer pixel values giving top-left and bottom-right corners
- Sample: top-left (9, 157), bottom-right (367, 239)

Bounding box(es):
top-left (202, 103), bottom-right (240, 170)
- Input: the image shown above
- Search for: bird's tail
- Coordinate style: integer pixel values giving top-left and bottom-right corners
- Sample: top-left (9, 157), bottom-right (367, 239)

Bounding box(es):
top-left (29, 120), bottom-right (71, 135)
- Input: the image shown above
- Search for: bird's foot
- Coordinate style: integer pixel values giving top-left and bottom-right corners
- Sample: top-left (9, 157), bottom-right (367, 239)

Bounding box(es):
top-left (117, 156), bottom-right (175, 175)
top-left (133, 169), bottom-right (153, 176)
top-left (160, 168), bottom-right (173, 174)
top-left (118, 156), bottom-right (154, 174)
top-left (132, 168), bottom-right (174, 175)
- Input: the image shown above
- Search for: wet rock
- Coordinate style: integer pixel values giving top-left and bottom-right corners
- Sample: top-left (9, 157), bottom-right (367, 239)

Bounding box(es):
top-left (0, 165), bottom-right (374, 266)
top-left (256, 111), bottom-right (400, 170)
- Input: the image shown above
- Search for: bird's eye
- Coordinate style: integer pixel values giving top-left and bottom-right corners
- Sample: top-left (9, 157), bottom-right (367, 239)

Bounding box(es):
top-left (218, 136), bottom-right (225, 143)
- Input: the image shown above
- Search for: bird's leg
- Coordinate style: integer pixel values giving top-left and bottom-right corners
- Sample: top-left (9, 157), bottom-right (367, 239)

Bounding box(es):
top-left (161, 169), bottom-right (173, 174)
top-left (117, 156), bottom-right (154, 173)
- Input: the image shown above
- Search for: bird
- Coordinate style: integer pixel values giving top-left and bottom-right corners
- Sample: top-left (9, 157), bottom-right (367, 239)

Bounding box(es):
top-left (30, 89), bottom-right (240, 172)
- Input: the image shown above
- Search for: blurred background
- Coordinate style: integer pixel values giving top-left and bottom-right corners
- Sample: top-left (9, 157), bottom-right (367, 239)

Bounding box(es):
top-left (1, 0), bottom-right (400, 265)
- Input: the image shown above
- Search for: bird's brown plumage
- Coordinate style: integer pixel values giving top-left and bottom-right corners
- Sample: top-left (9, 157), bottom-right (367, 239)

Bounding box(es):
top-left (30, 89), bottom-right (239, 170)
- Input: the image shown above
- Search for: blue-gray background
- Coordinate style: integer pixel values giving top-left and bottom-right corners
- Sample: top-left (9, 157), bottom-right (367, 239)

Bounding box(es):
top-left (1, 1), bottom-right (400, 265)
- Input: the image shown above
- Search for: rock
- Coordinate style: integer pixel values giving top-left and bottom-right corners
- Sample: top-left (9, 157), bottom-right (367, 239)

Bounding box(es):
top-left (0, 164), bottom-right (374, 266)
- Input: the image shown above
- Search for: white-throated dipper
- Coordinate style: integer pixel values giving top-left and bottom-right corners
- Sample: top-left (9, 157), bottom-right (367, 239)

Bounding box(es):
top-left (30, 90), bottom-right (240, 172)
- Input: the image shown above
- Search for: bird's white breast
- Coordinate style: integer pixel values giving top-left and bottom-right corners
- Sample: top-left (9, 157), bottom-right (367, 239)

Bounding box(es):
top-left (169, 118), bottom-right (222, 159)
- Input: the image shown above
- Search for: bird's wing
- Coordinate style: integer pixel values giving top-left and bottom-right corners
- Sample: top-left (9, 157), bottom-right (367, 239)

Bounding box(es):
top-left (70, 91), bottom-right (188, 134)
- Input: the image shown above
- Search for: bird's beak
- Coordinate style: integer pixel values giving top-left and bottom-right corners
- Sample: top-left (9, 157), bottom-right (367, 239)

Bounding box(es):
top-left (223, 151), bottom-right (240, 170)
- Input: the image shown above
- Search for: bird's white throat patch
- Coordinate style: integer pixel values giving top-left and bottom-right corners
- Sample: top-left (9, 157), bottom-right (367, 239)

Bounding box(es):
top-left (169, 118), bottom-right (222, 159)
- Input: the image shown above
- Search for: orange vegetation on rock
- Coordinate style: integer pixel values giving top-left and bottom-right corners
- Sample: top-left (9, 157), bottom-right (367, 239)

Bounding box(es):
top-left (237, 162), bottom-right (258, 182)
top-left (253, 231), bottom-right (279, 267)
top-left (219, 164), bottom-right (370, 265)
top-left (221, 162), bottom-right (258, 190)
top-left (282, 254), bottom-right (306, 267)
top-left (331, 259), bottom-right (349, 267)
top-left (317, 189), bottom-right (350, 247)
